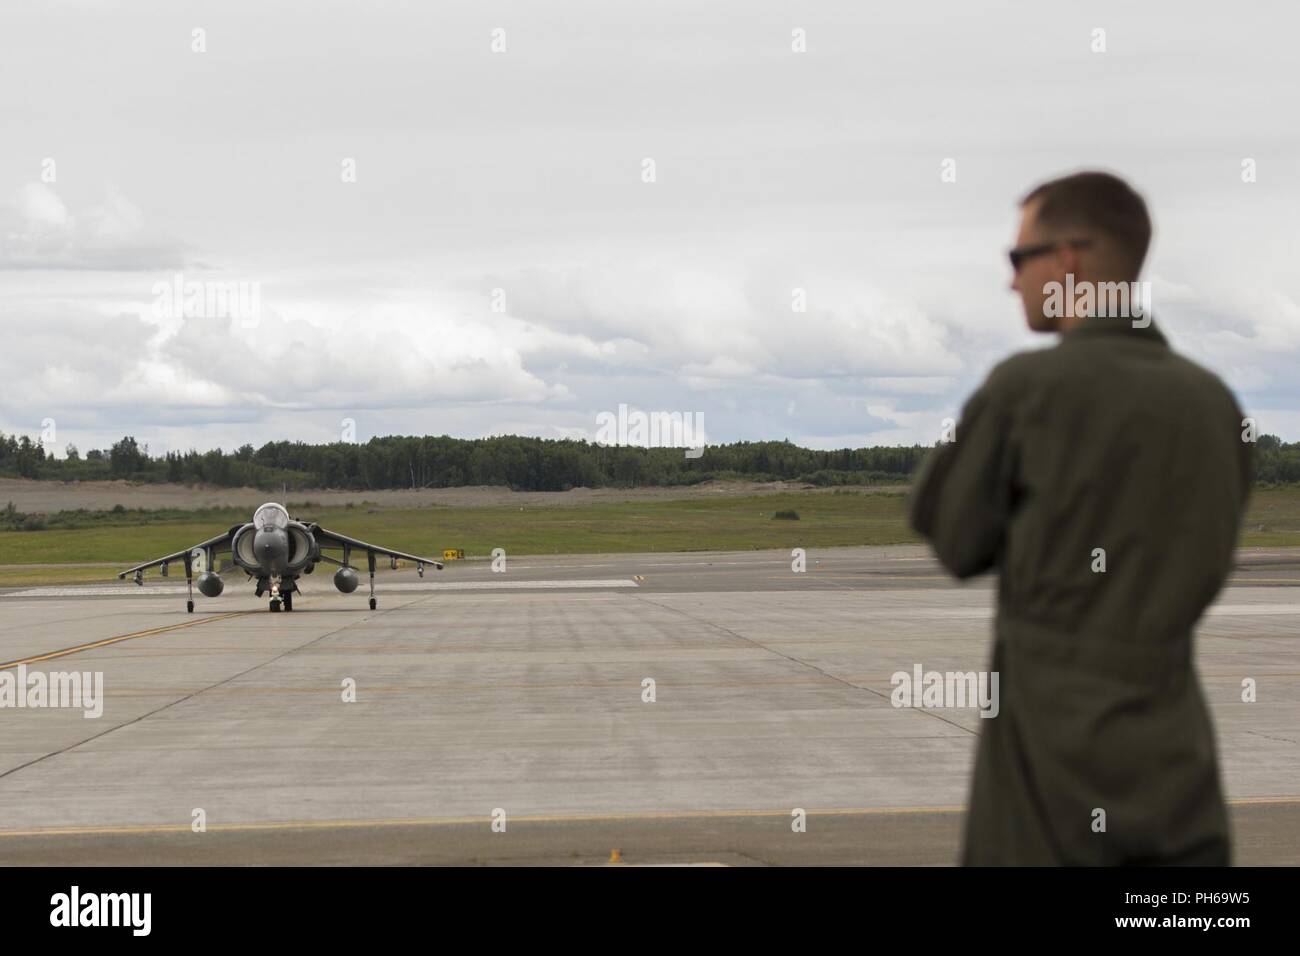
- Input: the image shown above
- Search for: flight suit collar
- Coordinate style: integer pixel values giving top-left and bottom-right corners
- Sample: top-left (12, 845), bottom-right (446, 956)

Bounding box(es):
top-left (1061, 313), bottom-right (1168, 347)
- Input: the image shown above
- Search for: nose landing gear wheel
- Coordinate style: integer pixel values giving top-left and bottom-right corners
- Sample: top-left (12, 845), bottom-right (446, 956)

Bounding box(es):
top-left (269, 598), bottom-right (282, 612)
top-left (283, 592), bottom-right (293, 612)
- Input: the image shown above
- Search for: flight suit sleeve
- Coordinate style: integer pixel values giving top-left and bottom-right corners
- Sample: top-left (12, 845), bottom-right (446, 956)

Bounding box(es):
top-left (909, 379), bottom-right (1017, 578)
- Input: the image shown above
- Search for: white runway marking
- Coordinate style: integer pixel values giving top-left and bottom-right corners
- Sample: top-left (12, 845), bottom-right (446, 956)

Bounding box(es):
top-left (2, 579), bottom-right (640, 598)
top-left (1206, 604), bottom-right (1300, 616)
top-left (383, 579), bottom-right (639, 591)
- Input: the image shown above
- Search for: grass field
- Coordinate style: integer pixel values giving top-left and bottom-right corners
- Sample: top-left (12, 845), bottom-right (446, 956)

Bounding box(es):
top-left (1, 487), bottom-right (1298, 587)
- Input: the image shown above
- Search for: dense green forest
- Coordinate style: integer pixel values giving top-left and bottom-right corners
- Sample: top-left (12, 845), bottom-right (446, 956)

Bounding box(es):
top-left (1, 431), bottom-right (1298, 492)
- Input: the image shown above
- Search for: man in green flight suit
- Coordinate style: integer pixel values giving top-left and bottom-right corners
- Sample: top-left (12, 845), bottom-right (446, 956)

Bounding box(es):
top-left (910, 171), bottom-right (1254, 865)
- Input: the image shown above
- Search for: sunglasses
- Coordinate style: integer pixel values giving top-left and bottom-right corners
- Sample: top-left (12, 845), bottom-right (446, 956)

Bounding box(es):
top-left (1008, 238), bottom-right (1093, 272)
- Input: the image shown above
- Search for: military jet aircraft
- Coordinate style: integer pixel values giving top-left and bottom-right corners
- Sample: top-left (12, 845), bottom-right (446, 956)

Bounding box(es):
top-left (117, 501), bottom-right (443, 613)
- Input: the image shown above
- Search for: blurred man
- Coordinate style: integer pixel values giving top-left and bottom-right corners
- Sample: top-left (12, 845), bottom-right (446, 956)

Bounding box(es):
top-left (910, 171), bottom-right (1253, 865)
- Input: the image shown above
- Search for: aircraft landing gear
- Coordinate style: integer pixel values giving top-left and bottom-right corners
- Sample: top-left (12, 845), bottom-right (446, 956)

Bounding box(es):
top-left (269, 598), bottom-right (282, 612)
top-left (367, 550), bottom-right (377, 611)
top-left (283, 591), bottom-right (293, 612)
top-left (187, 600), bottom-right (194, 614)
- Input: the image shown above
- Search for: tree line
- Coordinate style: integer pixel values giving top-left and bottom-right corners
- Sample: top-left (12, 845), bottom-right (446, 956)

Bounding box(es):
top-left (1, 430), bottom-right (1298, 491)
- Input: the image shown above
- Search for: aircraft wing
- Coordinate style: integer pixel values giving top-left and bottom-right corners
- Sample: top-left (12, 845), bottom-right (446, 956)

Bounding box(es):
top-left (311, 526), bottom-right (445, 570)
top-left (117, 530), bottom-right (234, 581)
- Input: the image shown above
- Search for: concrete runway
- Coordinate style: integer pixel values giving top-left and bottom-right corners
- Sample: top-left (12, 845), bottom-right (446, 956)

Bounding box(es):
top-left (1, 546), bottom-right (1298, 866)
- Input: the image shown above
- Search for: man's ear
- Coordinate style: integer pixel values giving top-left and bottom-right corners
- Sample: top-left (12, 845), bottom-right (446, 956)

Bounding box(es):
top-left (1056, 244), bottom-right (1083, 278)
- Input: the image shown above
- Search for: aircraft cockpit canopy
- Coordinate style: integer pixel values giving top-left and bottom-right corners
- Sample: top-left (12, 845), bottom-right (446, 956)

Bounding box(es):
top-left (253, 502), bottom-right (290, 531)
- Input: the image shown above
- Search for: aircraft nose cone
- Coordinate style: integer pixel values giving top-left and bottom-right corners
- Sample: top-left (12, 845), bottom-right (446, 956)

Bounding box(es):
top-left (254, 528), bottom-right (289, 573)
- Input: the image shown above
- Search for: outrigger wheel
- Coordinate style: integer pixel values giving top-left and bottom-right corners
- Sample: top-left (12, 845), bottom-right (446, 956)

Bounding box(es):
top-left (369, 597), bottom-right (377, 610)
top-left (187, 601), bottom-right (194, 614)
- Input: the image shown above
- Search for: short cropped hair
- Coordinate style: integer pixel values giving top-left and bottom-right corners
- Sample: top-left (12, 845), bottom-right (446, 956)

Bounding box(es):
top-left (1022, 171), bottom-right (1152, 277)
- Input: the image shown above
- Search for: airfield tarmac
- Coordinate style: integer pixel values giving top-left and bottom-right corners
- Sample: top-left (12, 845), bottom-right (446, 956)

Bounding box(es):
top-left (1, 545), bottom-right (1297, 866)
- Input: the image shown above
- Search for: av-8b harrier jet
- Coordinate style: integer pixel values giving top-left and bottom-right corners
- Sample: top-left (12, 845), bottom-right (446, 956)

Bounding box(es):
top-left (117, 501), bottom-right (443, 613)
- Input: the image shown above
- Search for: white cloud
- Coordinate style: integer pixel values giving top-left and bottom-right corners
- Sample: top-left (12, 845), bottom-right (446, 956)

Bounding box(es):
top-left (0, 184), bottom-right (185, 271)
top-left (1, 0), bottom-right (1298, 451)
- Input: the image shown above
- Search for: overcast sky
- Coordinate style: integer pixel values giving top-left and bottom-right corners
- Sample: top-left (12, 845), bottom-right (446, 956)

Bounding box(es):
top-left (2, 0), bottom-right (1297, 458)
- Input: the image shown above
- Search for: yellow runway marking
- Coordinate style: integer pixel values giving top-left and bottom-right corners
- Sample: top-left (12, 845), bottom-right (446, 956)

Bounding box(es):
top-left (1, 797), bottom-right (1296, 838)
top-left (0, 805), bottom-right (967, 838)
top-left (0, 611), bottom-right (253, 671)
